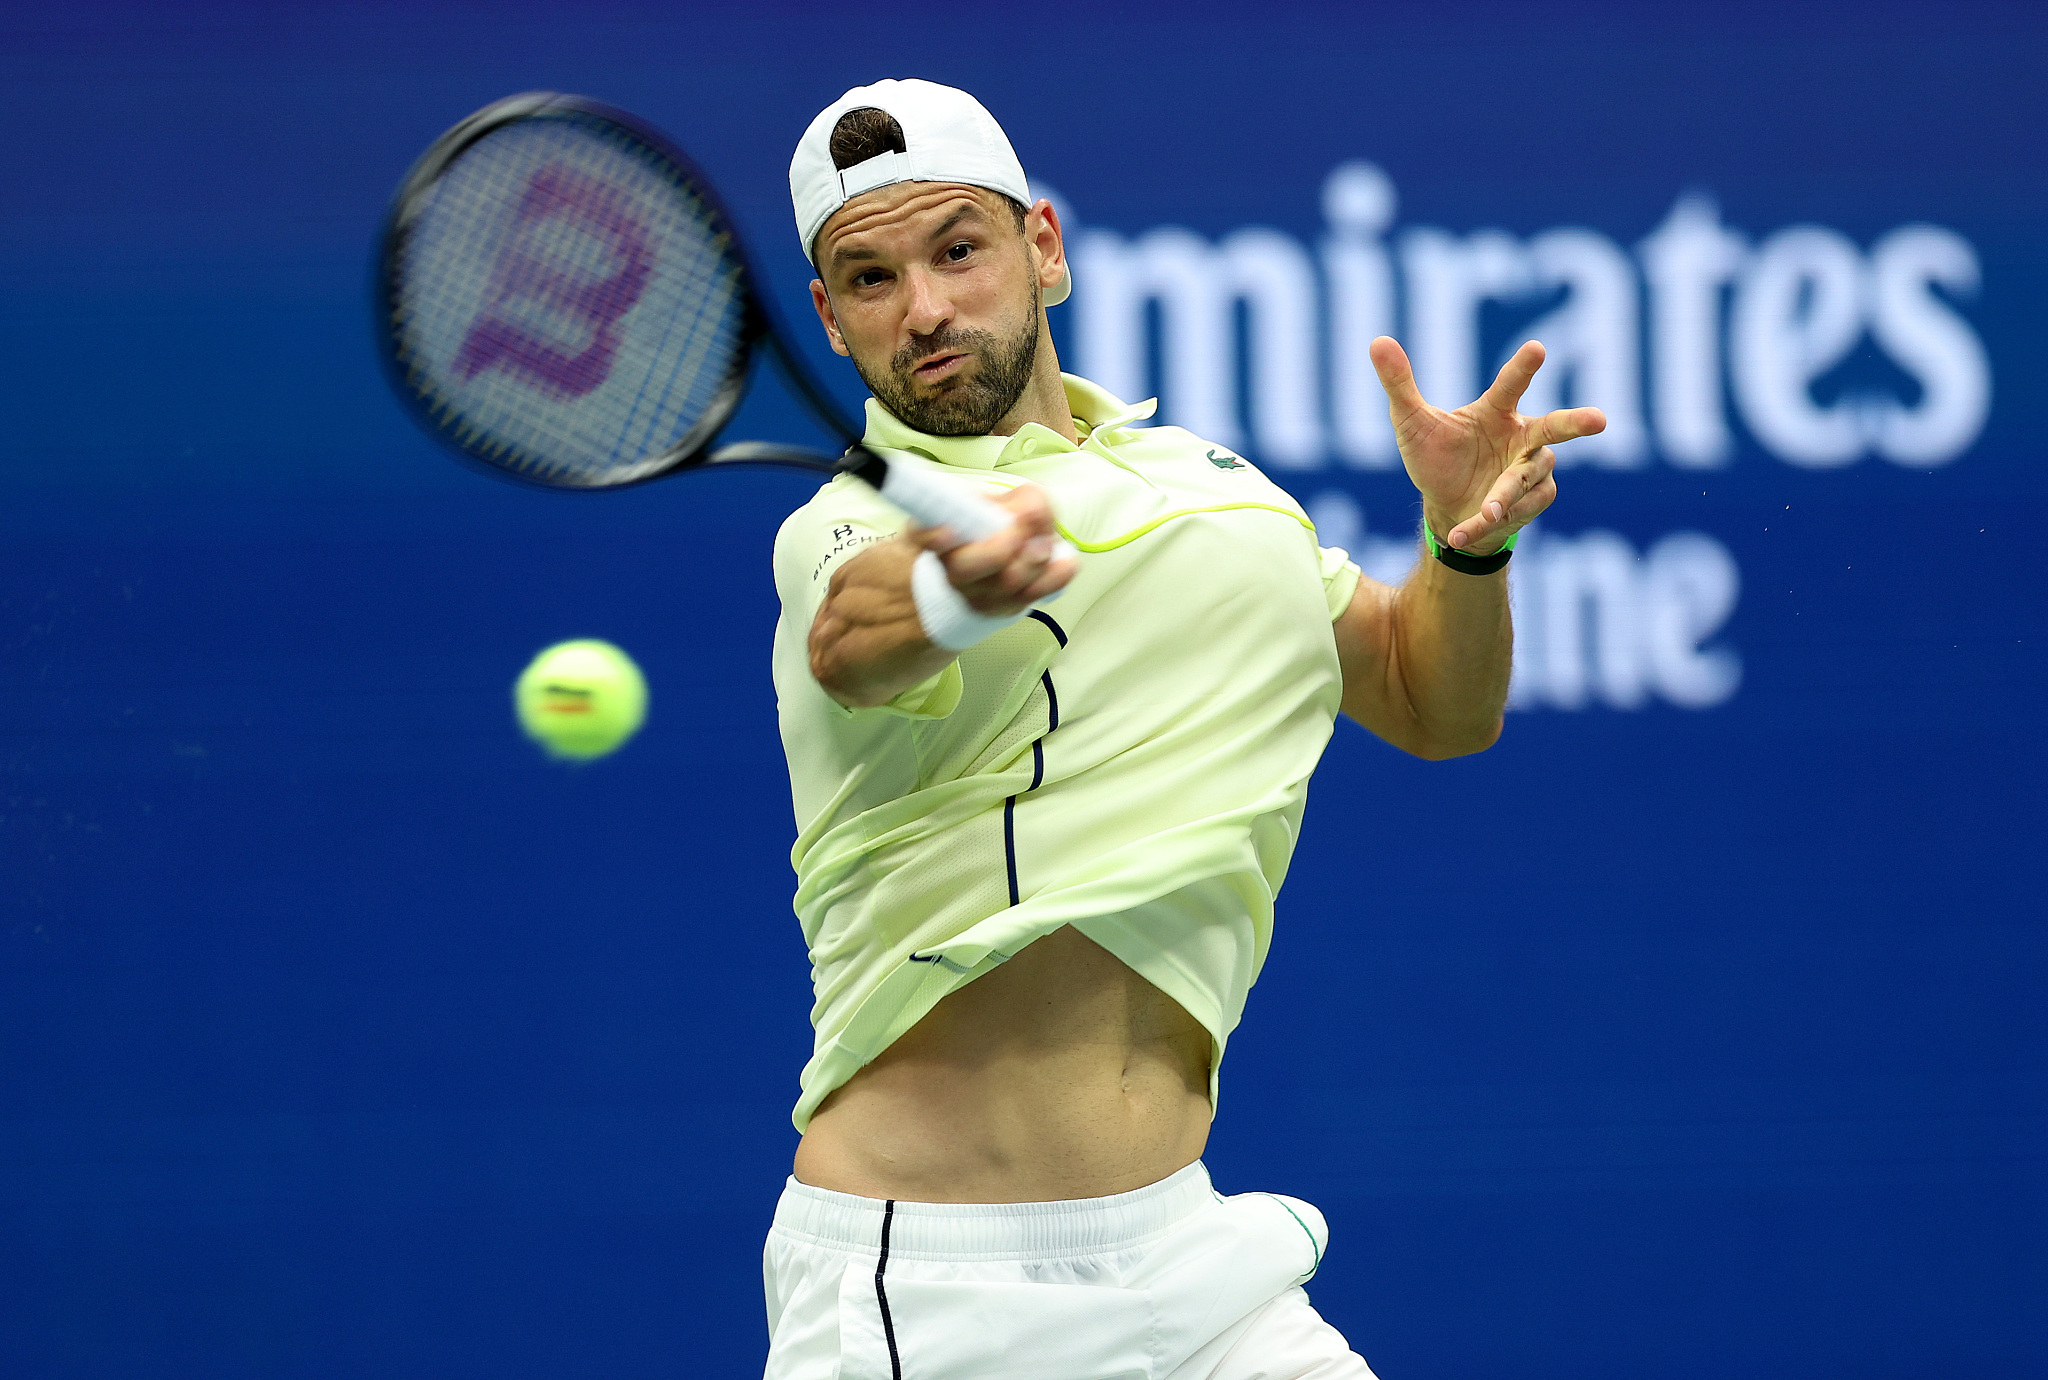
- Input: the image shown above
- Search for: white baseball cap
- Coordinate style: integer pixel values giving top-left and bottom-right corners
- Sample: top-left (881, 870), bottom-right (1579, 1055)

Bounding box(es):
top-left (789, 78), bottom-right (1069, 306)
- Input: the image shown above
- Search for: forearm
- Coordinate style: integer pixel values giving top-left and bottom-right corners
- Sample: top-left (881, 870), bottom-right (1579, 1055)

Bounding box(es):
top-left (1383, 544), bottom-right (1512, 756)
top-left (809, 542), bottom-right (957, 708)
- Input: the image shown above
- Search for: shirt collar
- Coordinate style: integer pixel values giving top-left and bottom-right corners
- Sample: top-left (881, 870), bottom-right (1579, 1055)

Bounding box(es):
top-left (861, 373), bottom-right (1159, 470)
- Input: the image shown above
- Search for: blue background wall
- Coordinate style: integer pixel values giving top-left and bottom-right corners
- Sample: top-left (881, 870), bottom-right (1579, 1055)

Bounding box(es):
top-left (4, 2), bottom-right (2043, 1375)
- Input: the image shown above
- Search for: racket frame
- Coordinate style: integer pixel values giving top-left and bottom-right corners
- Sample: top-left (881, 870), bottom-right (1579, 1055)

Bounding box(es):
top-left (374, 90), bottom-right (872, 492)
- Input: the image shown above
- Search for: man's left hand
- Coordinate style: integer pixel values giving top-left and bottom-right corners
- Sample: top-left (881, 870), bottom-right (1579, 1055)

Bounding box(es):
top-left (1369, 336), bottom-right (1606, 555)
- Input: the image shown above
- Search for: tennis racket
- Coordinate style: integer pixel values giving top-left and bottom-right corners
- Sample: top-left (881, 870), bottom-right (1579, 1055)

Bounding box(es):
top-left (373, 90), bottom-right (1019, 545)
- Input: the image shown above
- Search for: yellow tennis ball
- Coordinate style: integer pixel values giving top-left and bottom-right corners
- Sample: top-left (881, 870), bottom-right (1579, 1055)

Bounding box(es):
top-left (514, 639), bottom-right (648, 761)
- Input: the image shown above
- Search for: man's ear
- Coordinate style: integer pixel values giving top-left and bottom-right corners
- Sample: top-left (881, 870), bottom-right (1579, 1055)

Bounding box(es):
top-left (809, 279), bottom-right (851, 357)
top-left (1025, 199), bottom-right (1066, 299)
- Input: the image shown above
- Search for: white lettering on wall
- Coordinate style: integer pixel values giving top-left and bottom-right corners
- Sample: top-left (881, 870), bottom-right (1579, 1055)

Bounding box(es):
top-left (1730, 226), bottom-right (1869, 466)
top-left (1066, 167), bottom-right (1990, 471)
top-left (1521, 228), bottom-right (1649, 468)
top-left (1637, 532), bottom-right (1744, 708)
top-left (1867, 225), bottom-right (1993, 464)
top-left (1072, 227), bottom-right (1324, 468)
top-left (1640, 194), bottom-right (1748, 468)
top-left (1533, 528), bottom-right (1648, 709)
top-left (1397, 227), bottom-right (1530, 420)
top-left (1322, 162), bottom-right (1400, 469)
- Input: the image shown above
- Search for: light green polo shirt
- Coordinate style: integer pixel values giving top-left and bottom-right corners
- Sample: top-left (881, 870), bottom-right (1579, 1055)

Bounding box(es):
top-left (771, 374), bottom-right (1362, 1130)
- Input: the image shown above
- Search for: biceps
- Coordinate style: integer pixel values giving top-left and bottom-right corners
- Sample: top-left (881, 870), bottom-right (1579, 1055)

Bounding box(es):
top-left (1332, 576), bottom-right (1427, 751)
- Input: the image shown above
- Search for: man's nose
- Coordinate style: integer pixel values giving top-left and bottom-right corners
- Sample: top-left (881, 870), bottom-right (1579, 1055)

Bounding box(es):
top-left (900, 266), bottom-right (952, 339)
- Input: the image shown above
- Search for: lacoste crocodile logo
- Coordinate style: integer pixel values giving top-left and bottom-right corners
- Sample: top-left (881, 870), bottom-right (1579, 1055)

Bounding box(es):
top-left (1206, 449), bottom-right (1246, 470)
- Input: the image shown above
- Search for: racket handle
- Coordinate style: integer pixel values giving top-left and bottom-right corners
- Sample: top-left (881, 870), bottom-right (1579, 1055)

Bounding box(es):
top-left (874, 456), bottom-right (1014, 545)
top-left (851, 450), bottom-right (1074, 613)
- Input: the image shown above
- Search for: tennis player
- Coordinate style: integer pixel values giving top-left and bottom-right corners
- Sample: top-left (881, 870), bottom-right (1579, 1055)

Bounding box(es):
top-left (763, 79), bottom-right (1604, 1378)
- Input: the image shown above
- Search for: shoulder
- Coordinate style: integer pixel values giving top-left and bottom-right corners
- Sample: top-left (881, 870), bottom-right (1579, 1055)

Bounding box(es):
top-left (776, 476), bottom-right (908, 547)
top-left (772, 476), bottom-right (907, 604)
top-left (1111, 424), bottom-right (1312, 520)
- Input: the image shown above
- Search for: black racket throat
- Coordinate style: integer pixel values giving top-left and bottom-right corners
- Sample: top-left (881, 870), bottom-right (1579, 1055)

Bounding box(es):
top-left (701, 439), bottom-right (889, 486)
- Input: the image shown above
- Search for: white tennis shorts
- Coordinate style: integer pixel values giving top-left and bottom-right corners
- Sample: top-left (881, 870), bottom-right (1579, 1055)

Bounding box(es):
top-left (761, 1162), bottom-right (1378, 1379)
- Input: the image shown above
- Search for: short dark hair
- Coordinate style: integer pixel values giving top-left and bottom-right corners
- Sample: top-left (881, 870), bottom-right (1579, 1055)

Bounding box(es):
top-left (828, 106), bottom-right (907, 169)
top-left (828, 107), bottom-right (1029, 232)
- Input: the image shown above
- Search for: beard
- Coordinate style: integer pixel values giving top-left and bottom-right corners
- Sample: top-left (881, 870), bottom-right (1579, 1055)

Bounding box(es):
top-left (852, 281), bottom-right (1042, 437)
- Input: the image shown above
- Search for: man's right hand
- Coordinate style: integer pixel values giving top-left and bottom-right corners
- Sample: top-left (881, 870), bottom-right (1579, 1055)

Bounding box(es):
top-left (912, 482), bottom-right (1076, 615)
top-left (809, 483), bottom-right (1074, 709)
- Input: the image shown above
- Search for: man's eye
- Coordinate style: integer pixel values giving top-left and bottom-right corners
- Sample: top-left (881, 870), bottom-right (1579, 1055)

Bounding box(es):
top-left (945, 242), bottom-right (973, 262)
top-left (853, 269), bottom-right (888, 288)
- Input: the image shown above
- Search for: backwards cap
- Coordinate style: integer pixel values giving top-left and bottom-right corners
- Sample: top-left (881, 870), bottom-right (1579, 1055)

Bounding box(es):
top-left (789, 78), bottom-right (1069, 306)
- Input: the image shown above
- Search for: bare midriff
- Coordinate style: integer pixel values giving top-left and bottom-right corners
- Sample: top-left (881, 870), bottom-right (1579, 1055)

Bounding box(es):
top-left (793, 926), bottom-right (1214, 1204)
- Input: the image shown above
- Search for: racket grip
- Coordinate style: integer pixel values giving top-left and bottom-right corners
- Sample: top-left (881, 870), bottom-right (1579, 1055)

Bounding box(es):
top-left (873, 454), bottom-right (1076, 612)
top-left (876, 459), bottom-right (1014, 546)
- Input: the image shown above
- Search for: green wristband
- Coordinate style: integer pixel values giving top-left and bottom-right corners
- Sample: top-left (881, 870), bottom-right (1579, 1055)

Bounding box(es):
top-left (1423, 523), bottom-right (1518, 575)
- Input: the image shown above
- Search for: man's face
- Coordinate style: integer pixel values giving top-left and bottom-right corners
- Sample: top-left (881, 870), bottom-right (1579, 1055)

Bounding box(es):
top-left (810, 184), bottom-right (1048, 436)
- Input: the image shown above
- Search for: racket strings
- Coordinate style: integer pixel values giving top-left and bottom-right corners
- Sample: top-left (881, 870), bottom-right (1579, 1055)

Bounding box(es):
top-left (391, 111), bottom-right (749, 485)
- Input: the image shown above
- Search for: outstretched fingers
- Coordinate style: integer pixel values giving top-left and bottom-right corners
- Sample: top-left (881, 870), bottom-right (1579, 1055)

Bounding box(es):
top-left (1528, 405), bottom-right (1608, 449)
top-left (1481, 340), bottom-right (1547, 414)
top-left (1369, 335), bottom-right (1430, 421)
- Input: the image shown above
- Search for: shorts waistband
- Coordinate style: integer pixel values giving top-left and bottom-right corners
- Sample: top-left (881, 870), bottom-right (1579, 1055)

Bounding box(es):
top-left (770, 1161), bottom-right (1216, 1261)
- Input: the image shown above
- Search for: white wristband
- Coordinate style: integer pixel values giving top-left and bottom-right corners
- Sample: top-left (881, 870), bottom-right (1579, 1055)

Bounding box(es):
top-left (911, 549), bottom-right (1027, 651)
